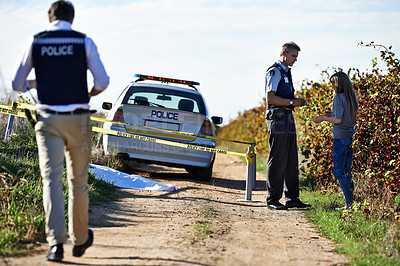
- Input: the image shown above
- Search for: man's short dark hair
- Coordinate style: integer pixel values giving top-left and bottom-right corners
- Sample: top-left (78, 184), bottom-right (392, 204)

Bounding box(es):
top-left (280, 42), bottom-right (301, 56)
top-left (48, 1), bottom-right (75, 22)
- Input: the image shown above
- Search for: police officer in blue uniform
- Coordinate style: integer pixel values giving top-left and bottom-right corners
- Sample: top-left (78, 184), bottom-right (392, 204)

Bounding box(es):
top-left (265, 42), bottom-right (310, 210)
top-left (12, 1), bottom-right (109, 261)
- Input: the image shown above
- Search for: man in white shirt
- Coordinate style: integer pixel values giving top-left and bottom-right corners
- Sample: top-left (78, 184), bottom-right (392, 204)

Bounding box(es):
top-left (12, 0), bottom-right (109, 261)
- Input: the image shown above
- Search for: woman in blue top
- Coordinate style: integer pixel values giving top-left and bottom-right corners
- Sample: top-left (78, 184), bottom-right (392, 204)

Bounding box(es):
top-left (313, 71), bottom-right (359, 210)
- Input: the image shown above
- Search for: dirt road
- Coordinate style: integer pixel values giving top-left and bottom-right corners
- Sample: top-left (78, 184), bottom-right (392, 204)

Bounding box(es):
top-left (2, 154), bottom-right (350, 265)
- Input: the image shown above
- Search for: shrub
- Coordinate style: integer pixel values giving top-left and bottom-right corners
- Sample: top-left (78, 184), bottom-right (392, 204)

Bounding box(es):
top-left (217, 99), bottom-right (269, 155)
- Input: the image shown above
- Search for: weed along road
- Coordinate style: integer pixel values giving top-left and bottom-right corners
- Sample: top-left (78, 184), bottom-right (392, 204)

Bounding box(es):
top-left (2, 154), bottom-right (350, 266)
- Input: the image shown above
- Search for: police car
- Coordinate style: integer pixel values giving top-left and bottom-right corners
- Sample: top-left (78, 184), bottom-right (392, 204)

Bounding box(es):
top-left (102, 74), bottom-right (223, 181)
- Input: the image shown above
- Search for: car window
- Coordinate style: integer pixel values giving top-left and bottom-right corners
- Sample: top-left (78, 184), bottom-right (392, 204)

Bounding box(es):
top-left (122, 86), bottom-right (206, 115)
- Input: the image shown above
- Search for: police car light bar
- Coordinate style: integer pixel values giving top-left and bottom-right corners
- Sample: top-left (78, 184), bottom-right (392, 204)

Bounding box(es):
top-left (134, 74), bottom-right (200, 86)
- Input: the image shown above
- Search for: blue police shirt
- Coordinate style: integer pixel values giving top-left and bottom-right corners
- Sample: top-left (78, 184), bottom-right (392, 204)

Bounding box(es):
top-left (265, 61), bottom-right (294, 110)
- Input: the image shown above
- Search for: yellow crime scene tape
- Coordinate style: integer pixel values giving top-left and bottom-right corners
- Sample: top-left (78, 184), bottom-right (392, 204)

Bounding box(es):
top-left (0, 104), bottom-right (30, 118)
top-left (17, 102), bottom-right (254, 145)
top-left (1, 102), bottom-right (255, 163)
top-left (93, 126), bottom-right (248, 158)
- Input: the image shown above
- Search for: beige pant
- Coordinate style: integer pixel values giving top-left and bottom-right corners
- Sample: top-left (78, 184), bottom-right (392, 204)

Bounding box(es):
top-left (35, 111), bottom-right (92, 246)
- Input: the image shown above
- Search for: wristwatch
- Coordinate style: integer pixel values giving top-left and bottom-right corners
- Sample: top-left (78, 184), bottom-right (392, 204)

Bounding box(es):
top-left (289, 99), bottom-right (293, 106)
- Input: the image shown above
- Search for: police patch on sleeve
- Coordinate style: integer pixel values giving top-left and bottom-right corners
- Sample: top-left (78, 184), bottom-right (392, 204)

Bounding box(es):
top-left (269, 70), bottom-right (275, 76)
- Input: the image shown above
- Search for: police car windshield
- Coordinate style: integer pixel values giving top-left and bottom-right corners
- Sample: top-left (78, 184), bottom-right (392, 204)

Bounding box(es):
top-left (122, 86), bottom-right (206, 115)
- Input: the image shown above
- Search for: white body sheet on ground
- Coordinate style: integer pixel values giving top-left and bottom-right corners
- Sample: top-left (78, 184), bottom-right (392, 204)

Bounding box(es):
top-left (89, 164), bottom-right (179, 191)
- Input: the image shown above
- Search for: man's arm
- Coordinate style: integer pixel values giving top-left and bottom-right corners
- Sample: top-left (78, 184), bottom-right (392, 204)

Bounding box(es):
top-left (12, 38), bottom-right (34, 92)
top-left (88, 87), bottom-right (103, 99)
top-left (267, 91), bottom-right (306, 107)
top-left (85, 37), bottom-right (109, 96)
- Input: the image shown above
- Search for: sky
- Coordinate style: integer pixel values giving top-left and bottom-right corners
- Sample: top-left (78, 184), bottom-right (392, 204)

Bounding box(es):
top-left (1, 0), bottom-right (400, 124)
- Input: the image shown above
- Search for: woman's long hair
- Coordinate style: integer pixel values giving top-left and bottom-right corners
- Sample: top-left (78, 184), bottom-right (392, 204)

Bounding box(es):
top-left (330, 71), bottom-right (359, 123)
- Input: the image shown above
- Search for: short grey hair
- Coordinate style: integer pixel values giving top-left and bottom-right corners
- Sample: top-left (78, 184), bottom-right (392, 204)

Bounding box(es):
top-left (280, 42), bottom-right (301, 56)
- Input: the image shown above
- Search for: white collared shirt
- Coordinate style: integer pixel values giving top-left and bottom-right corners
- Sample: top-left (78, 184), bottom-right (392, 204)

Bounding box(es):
top-left (12, 20), bottom-right (110, 112)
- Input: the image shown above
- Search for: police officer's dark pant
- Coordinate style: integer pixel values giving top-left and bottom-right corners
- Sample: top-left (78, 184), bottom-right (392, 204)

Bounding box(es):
top-left (266, 112), bottom-right (299, 204)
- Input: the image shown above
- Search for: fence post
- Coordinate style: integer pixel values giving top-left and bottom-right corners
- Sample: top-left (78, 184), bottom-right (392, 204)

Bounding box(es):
top-left (238, 146), bottom-right (261, 202)
top-left (4, 102), bottom-right (17, 142)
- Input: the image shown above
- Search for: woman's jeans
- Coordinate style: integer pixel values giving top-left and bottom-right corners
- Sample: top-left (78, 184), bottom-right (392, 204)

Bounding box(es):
top-left (333, 138), bottom-right (354, 206)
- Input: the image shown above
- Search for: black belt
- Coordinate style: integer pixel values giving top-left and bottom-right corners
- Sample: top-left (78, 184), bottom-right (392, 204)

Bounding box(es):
top-left (43, 109), bottom-right (96, 115)
top-left (273, 107), bottom-right (293, 113)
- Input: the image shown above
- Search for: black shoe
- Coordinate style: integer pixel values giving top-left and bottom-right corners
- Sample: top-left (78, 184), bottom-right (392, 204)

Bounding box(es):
top-left (72, 229), bottom-right (93, 257)
top-left (46, 244), bottom-right (63, 261)
top-left (286, 200), bottom-right (311, 209)
top-left (267, 201), bottom-right (288, 210)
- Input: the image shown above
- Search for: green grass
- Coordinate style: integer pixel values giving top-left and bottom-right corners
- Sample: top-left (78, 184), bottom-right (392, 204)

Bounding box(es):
top-left (301, 189), bottom-right (400, 265)
top-left (88, 172), bottom-right (116, 205)
top-left (190, 205), bottom-right (217, 244)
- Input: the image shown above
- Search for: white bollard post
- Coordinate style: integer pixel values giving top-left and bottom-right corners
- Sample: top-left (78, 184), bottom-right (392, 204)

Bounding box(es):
top-left (4, 102), bottom-right (17, 142)
top-left (244, 156), bottom-right (254, 200)
top-left (238, 146), bottom-right (261, 202)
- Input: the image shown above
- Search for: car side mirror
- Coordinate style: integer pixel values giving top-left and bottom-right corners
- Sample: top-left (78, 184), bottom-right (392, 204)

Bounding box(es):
top-left (102, 102), bottom-right (112, 110)
top-left (211, 116), bottom-right (223, 125)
